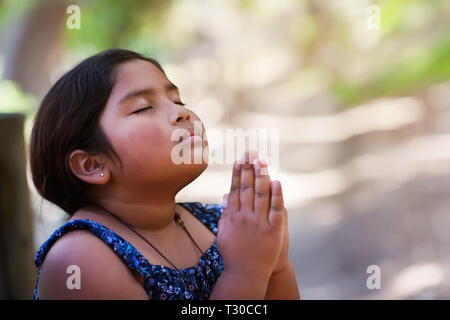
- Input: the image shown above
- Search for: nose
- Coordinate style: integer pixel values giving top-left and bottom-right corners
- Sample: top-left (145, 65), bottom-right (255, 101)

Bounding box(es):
top-left (170, 104), bottom-right (191, 124)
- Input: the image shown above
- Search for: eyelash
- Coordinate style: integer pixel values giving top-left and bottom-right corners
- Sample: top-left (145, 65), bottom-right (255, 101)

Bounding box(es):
top-left (132, 101), bottom-right (186, 114)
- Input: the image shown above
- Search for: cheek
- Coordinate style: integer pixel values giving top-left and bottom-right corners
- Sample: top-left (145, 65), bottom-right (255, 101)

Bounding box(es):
top-left (130, 125), bottom-right (165, 144)
top-left (115, 124), bottom-right (172, 170)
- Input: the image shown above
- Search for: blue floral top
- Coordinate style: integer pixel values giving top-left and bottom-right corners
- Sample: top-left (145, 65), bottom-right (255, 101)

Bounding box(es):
top-left (33, 202), bottom-right (224, 300)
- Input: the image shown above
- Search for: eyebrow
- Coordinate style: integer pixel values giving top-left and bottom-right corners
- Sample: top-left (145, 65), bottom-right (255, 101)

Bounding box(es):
top-left (118, 82), bottom-right (179, 105)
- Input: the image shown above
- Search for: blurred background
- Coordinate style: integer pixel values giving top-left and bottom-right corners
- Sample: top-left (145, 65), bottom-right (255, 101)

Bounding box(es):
top-left (1, 0), bottom-right (450, 299)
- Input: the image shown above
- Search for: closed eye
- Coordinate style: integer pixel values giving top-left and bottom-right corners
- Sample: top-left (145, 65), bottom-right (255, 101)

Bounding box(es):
top-left (131, 101), bottom-right (185, 114)
top-left (132, 106), bottom-right (154, 114)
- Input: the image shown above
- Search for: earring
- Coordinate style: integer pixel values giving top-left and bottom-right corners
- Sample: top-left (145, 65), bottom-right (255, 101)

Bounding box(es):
top-left (100, 165), bottom-right (105, 177)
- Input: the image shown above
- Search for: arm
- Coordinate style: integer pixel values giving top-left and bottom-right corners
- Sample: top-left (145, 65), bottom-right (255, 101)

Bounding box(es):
top-left (264, 261), bottom-right (301, 300)
top-left (38, 230), bottom-right (148, 300)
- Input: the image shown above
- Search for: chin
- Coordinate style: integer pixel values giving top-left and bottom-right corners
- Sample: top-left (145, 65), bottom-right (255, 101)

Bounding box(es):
top-left (171, 139), bottom-right (209, 165)
top-left (174, 159), bottom-right (208, 190)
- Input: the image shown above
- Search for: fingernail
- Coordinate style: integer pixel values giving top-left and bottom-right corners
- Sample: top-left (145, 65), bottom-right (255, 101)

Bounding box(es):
top-left (272, 180), bottom-right (281, 189)
top-left (244, 151), bottom-right (250, 164)
top-left (238, 152), bottom-right (246, 164)
top-left (253, 158), bottom-right (260, 171)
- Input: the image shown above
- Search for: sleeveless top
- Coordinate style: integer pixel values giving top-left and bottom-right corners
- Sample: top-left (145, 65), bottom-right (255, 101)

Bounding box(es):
top-left (33, 202), bottom-right (224, 300)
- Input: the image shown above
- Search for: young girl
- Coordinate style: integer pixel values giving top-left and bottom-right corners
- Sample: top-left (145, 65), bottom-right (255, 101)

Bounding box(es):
top-left (29, 48), bottom-right (300, 300)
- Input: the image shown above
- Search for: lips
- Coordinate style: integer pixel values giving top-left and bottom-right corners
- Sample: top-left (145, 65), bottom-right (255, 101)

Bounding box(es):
top-left (178, 127), bottom-right (201, 143)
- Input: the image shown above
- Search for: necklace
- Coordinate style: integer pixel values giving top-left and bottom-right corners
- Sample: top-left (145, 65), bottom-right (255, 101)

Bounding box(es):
top-left (98, 206), bottom-right (204, 271)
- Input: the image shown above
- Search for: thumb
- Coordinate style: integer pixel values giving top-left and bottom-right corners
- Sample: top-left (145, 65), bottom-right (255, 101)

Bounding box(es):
top-left (222, 193), bottom-right (229, 209)
top-left (218, 193), bottom-right (229, 233)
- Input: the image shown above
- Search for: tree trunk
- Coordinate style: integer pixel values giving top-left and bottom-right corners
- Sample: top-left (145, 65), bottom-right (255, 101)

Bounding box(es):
top-left (0, 114), bottom-right (35, 299)
top-left (1, 0), bottom-right (67, 97)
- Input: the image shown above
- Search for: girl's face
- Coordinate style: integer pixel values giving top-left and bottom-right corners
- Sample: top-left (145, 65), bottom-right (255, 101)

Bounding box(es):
top-left (98, 59), bottom-right (208, 195)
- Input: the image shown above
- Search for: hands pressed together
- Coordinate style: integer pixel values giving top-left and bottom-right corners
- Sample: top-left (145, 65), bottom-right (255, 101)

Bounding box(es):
top-left (216, 150), bottom-right (290, 283)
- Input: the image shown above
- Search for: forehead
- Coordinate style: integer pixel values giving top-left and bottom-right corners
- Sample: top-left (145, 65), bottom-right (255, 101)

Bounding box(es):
top-left (113, 59), bottom-right (169, 92)
top-left (106, 59), bottom-right (174, 108)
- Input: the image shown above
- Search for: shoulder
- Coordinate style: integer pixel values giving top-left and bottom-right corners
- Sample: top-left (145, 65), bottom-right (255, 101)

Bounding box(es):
top-left (37, 229), bottom-right (148, 300)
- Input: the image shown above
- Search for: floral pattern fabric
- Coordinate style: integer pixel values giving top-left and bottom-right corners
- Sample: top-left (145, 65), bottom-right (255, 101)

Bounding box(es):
top-left (33, 202), bottom-right (224, 300)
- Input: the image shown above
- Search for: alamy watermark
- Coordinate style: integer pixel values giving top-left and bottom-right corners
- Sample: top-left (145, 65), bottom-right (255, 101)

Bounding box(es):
top-left (66, 5), bottom-right (81, 30)
top-left (366, 5), bottom-right (381, 30)
top-left (170, 121), bottom-right (278, 175)
top-left (366, 265), bottom-right (381, 290)
top-left (66, 264), bottom-right (81, 290)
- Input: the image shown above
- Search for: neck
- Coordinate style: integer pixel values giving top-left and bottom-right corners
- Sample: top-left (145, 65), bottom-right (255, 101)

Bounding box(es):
top-left (94, 190), bottom-right (180, 236)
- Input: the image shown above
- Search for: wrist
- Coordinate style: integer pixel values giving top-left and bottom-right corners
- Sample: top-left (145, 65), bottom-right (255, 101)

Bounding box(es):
top-left (264, 262), bottom-right (301, 300)
top-left (209, 268), bottom-right (268, 300)
top-left (271, 260), bottom-right (292, 276)
top-left (213, 268), bottom-right (271, 300)
top-left (224, 267), bottom-right (271, 287)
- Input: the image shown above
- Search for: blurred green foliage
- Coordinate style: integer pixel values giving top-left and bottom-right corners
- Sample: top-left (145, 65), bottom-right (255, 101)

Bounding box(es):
top-left (63, 0), bottom-right (174, 56)
top-left (0, 80), bottom-right (36, 114)
top-left (332, 0), bottom-right (450, 107)
top-left (0, 80), bottom-right (37, 144)
top-left (332, 33), bottom-right (450, 107)
top-left (1, 0), bottom-right (450, 110)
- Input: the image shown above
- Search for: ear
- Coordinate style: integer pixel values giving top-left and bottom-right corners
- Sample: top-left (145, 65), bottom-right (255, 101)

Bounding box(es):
top-left (68, 149), bottom-right (110, 185)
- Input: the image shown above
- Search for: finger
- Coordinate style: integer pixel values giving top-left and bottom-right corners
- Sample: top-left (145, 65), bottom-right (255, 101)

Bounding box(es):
top-left (253, 158), bottom-right (271, 223)
top-left (239, 150), bottom-right (256, 213)
top-left (269, 180), bottom-right (284, 227)
top-left (227, 161), bottom-right (241, 211)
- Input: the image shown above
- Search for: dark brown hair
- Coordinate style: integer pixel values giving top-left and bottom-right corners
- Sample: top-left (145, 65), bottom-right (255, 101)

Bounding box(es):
top-left (29, 48), bottom-right (165, 216)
